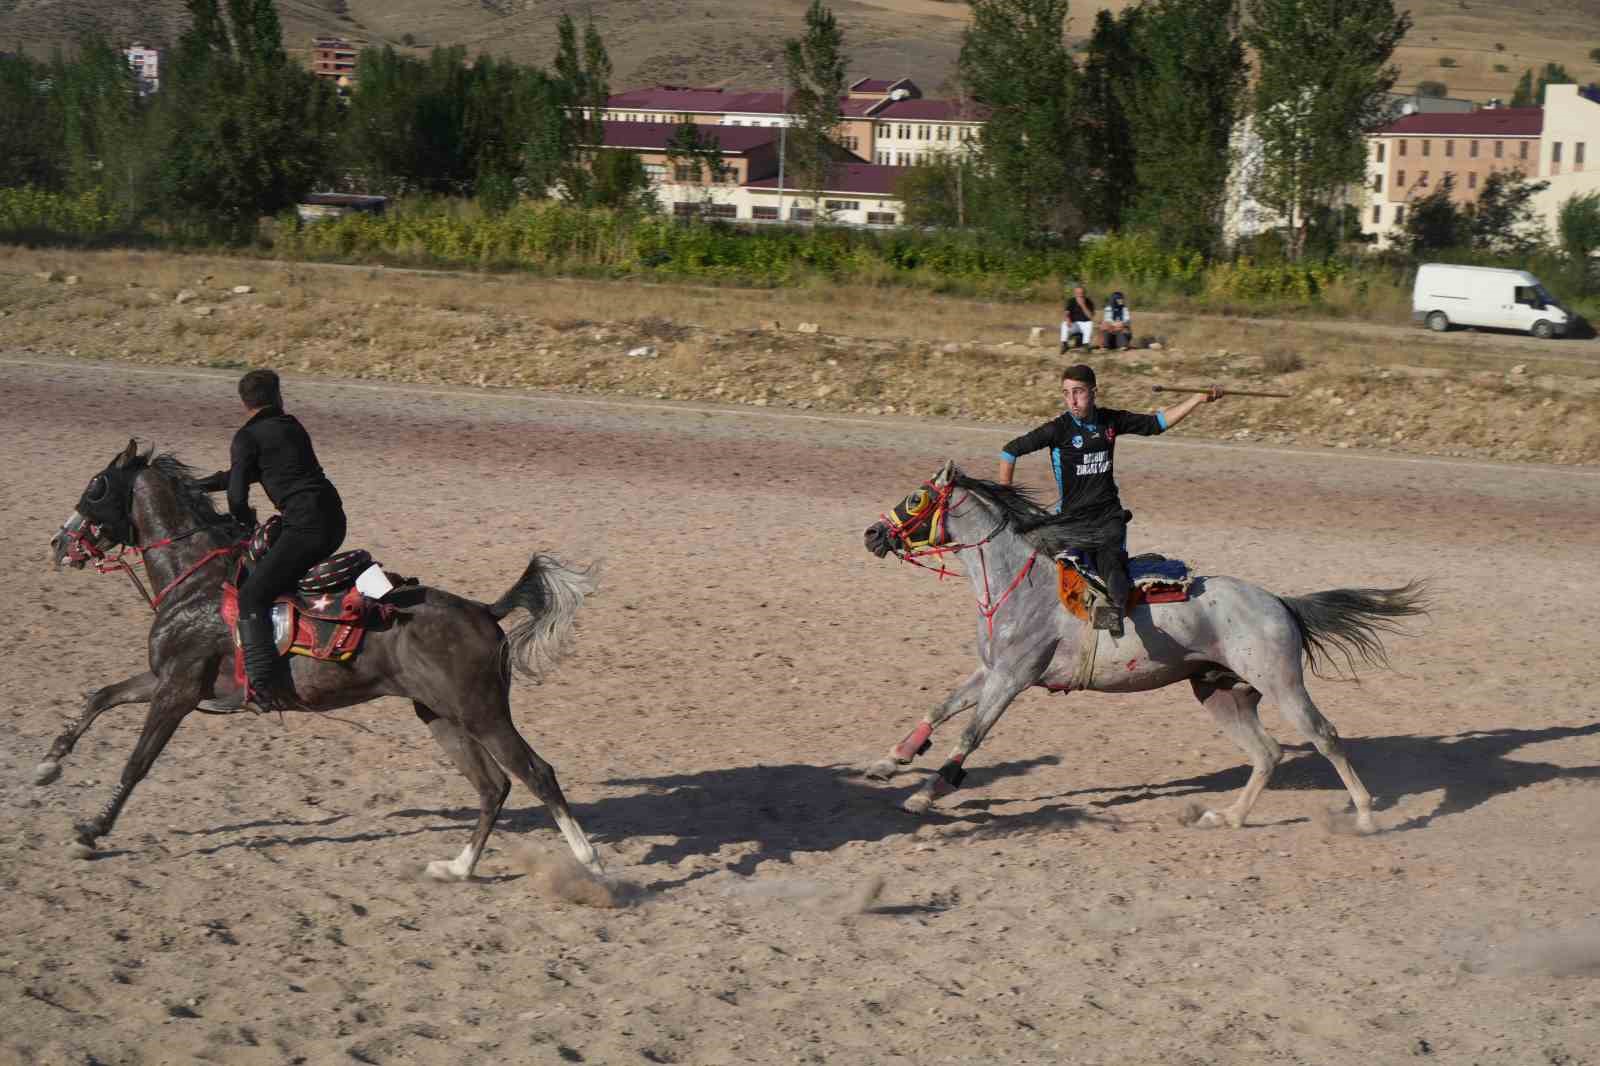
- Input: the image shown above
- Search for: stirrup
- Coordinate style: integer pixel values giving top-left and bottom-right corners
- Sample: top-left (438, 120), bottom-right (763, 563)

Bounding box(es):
top-left (1091, 605), bottom-right (1123, 636)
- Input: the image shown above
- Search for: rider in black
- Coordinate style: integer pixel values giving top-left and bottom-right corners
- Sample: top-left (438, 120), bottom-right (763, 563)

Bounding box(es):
top-left (998, 364), bottom-right (1218, 637)
top-left (198, 369), bottom-right (346, 709)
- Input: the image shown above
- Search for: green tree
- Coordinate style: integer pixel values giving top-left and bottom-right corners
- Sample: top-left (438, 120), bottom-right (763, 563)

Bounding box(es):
top-left (665, 121), bottom-right (732, 207)
top-left (784, 0), bottom-right (848, 223)
top-left (1245, 0), bottom-right (1412, 259)
top-left (589, 149), bottom-right (656, 212)
top-left (958, 0), bottom-right (1080, 241)
top-left (1119, 0), bottom-right (1246, 253)
top-left (553, 13), bottom-right (613, 205)
top-left (1078, 8), bottom-right (1142, 231)
top-left (1416, 80), bottom-right (1447, 97)
top-left (1559, 191), bottom-right (1600, 293)
top-left (1468, 170), bottom-right (1550, 254)
top-left (1403, 175), bottom-right (1466, 252)
top-left (1510, 62), bottom-right (1573, 107)
top-left (893, 153), bottom-right (986, 228)
top-left (157, 0), bottom-right (339, 236)
top-left (0, 51), bottom-right (67, 189)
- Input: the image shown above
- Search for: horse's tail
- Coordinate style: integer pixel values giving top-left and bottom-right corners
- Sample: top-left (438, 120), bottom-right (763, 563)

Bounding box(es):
top-left (489, 554), bottom-right (602, 683)
top-left (1276, 580), bottom-right (1429, 679)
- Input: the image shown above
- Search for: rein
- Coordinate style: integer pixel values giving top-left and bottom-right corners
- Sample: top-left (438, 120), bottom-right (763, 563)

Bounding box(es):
top-left (65, 523), bottom-right (241, 611)
top-left (884, 481), bottom-right (1039, 637)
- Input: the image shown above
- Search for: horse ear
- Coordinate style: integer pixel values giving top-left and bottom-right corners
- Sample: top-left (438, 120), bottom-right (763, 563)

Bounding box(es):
top-left (938, 459), bottom-right (957, 484)
top-left (115, 439), bottom-right (139, 467)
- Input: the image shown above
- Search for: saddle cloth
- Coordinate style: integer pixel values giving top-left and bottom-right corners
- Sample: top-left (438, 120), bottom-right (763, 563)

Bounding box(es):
top-left (1055, 551), bottom-right (1194, 621)
top-left (219, 581), bottom-right (396, 690)
top-left (246, 517), bottom-right (376, 594)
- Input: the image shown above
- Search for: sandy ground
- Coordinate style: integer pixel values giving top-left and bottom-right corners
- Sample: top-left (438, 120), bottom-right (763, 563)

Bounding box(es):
top-left (2, 355), bottom-right (1599, 1066)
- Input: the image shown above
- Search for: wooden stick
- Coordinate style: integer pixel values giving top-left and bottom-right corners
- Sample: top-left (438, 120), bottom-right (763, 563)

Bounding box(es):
top-left (1151, 384), bottom-right (1291, 399)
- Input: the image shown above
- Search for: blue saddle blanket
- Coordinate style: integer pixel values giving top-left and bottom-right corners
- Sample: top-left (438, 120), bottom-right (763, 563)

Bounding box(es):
top-left (1056, 551), bottom-right (1193, 590)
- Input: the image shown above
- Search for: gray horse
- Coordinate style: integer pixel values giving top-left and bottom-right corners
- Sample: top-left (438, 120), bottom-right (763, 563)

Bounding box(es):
top-left (862, 460), bottom-right (1427, 832)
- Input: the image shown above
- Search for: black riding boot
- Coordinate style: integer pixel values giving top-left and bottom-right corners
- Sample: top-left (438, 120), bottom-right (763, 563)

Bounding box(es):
top-left (237, 612), bottom-right (290, 712)
top-left (1091, 546), bottom-right (1130, 638)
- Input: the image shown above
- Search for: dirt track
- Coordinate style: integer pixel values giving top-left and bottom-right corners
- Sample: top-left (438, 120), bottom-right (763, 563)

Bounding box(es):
top-left (3, 356), bottom-right (1599, 1066)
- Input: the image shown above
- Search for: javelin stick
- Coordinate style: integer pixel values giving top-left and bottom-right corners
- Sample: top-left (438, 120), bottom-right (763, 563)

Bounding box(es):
top-left (1151, 384), bottom-right (1291, 399)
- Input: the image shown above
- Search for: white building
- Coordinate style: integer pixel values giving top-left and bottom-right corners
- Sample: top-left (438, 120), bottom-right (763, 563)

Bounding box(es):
top-left (125, 43), bottom-right (159, 95)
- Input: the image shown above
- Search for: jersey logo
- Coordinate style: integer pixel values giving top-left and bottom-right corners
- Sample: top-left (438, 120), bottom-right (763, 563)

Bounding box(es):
top-left (1071, 435), bottom-right (1084, 449)
top-left (1106, 428), bottom-right (1116, 441)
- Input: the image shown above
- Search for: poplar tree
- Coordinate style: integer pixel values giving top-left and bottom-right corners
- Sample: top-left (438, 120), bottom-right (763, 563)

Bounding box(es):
top-left (958, 0), bottom-right (1079, 241)
top-left (784, 0), bottom-right (848, 222)
top-left (1246, 0), bottom-right (1411, 259)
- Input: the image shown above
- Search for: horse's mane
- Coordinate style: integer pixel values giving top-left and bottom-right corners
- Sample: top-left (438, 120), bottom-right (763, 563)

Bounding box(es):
top-left (134, 448), bottom-right (248, 535)
top-left (951, 473), bottom-right (1116, 556)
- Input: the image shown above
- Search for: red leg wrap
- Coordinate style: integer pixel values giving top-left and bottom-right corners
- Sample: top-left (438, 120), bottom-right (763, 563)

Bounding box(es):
top-left (894, 721), bottom-right (934, 761)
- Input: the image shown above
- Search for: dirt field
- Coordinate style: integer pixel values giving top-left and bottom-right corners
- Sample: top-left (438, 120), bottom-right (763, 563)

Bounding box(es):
top-left (3, 355), bottom-right (1599, 1066)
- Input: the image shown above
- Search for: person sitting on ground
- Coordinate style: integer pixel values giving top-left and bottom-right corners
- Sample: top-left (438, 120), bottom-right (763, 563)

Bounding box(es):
top-left (1061, 284), bottom-right (1096, 353)
top-left (1099, 291), bottom-right (1133, 350)
top-left (997, 363), bottom-right (1221, 637)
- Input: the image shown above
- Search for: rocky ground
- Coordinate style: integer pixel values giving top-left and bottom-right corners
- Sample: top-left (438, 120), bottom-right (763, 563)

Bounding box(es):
top-left (4, 252), bottom-right (1599, 466)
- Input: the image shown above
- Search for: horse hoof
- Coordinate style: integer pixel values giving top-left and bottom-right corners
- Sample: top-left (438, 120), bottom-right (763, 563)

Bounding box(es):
top-left (863, 758), bottom-right (899, 782)
top-left (902, 791), bottom-right (934, 815)
top-left (424, 859), bottom-right (467, 882)
top-left (33, 761), bottom-right (62, 786)
top-left (67, 841), bottom-right (96, 860)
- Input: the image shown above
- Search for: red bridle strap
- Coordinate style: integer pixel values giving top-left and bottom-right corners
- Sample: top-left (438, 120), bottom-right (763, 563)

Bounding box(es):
top-left (71, 525), bottom-right (242, 613)
top-left (886, 482), bottom-right (1037, 633)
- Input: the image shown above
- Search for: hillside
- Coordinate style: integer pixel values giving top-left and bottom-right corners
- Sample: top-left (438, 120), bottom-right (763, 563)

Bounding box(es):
top-left (0, 0), bottom-right (1596, 102)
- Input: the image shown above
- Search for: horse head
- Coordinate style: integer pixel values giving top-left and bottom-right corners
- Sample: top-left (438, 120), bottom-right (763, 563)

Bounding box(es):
top-left (864, 459), bottom-right (961, 559)
top-left (52, 439), bottom-right (144, 569)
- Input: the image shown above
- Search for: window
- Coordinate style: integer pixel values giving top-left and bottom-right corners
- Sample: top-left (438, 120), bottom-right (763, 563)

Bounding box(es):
top-left (790, 207), bottom-right (814, 221)
top-left (867, 211), bottom-right (897, 225)
top-left (1468, 172), bottom-right (1477, 189)
top-left (1371, 205), bottom-right (1381, 224)
top-left (937, 126), bottom-right (950, 141)
top-left (1553, 142), bottom-right (1563, 163)
top-left (842, 135), bottom-right (859, 152)
top-left (672, 202), bottom-right (698, 217)
top-left (1519, 141), bottom-right (1528, 160)
top-left (705, 203), bottom-right (737, 219)
top-left (1376, 142), bottom-right (1386, 162)
top-left (1418, 171), bottom-right (1429, 187)
top-left (752, 205), bottom-right (778, 220)
top-left (1397, 169), bottom-right (1406, 188)
top-left (673, 164), bottom-right (697, 182)
top-left (1495, 141), bottom-right (1504, 158)
top-left (1445, 140), bottom-right (1454, 157)
top-left (898, 124), bottom-right (910, 139)
top-left (1579, 143), bottom-right (1588, 165)
top-left (1422, 139), bottom-right (1431, 157)
top-left (1395, 205), bottom-right (1405, 224)
top-left (720, 168), bottom-right (738, 184)
top-left (918, 125), bottom-right (930, 139)
top-left (1372, 173), bottom-right (1383, 192)
top-left (1399, 139), bottom-right (1408, 157)
top-left (1470, 140), bottom-right (1479, 158)
top-left (824, 199), bottom-right (861, 212)
top-left (875, 150), bottom-right (889, 164)
top-left (643, 163), bottom-right (667, 181)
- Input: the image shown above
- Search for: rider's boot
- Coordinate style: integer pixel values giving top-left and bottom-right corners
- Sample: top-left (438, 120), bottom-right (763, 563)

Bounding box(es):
top-left (1091, 604), bottom-right (1124, 637)
top-left (237, 611), bottom-right (292, 713)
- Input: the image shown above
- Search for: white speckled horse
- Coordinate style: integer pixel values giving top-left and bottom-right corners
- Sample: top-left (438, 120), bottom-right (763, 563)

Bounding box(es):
top-left (862, 460), bottom-right (1427, 832)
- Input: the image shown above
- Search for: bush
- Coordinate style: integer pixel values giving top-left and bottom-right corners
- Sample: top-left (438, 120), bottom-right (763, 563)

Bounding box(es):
top-left (1417, 80), bottom-right (1447, 97)
top-left (1494, 64), bottom-right (1509, 73)
top-left (1438, 56), bottom-right (1457, 68)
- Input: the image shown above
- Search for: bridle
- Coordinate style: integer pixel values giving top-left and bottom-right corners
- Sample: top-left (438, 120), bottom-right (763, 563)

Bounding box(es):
top-left (62, 518), bottom-right (240, 612)
top-left (881, 479), bottom-right (1039, 637)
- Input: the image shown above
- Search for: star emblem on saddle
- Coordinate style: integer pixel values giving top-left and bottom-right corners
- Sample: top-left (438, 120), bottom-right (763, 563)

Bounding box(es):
top-left (311, 593), bottom-right (333, 611)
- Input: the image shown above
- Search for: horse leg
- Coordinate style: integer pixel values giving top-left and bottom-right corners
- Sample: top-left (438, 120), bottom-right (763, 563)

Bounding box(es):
top-left (415, 701), bottom-right (511, 882)
top-left (70, 678), bottom-right (200, 856)
top-left (34, 671), bottom-right (158, 786)
top-left (1186, 679), bottom-right (1280, 829)
top-left (902, 655), bottom-right (1047, 815)
top-left (1271, 684), bottom-right (1377, 834)
top-left (467, 710), bottom-right (604, 877)
top-left (864, 667), bottom-right (987, 781)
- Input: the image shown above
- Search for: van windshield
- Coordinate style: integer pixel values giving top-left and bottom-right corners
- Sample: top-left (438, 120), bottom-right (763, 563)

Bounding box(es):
top-left (1536, 284), bottom-right (1559, 308)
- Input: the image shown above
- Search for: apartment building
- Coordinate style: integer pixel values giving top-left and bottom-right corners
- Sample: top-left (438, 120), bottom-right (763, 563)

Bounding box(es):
top-left (1363, 106), bottom-right (1543, 243)
top-left (602, 76), bottom-right (984, 166)
top-left (125, 44), bottom-right (160, 95)
top-left (589, 121), bottom-right (907, 226)
top-left (311, 36), bottom-right (358, 92)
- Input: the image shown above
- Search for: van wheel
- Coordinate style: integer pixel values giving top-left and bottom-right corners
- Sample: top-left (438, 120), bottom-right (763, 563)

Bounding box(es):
top-left (1426, 311), bottom-right (1450, 332)
top-left (1530, 319), bottom-right (1554, 339)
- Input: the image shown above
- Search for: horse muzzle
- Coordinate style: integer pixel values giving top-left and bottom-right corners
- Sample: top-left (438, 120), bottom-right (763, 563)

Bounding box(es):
top-left (864, 522), bottom-right (900, 559)
top-left (52, 512), bottom-right (108, 570)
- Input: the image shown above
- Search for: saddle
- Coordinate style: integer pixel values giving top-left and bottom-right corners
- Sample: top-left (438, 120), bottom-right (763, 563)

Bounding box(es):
top-left (1055, 551), bottom-right (1194, 622)
top-left (219, 539), bottom-right (401, 692)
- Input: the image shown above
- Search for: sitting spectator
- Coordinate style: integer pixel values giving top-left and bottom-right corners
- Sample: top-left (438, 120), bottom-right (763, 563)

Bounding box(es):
top-left (1061, 284), bottom-right (1096, 353)
top-left (1099, 291), bottom-right (1133, 350)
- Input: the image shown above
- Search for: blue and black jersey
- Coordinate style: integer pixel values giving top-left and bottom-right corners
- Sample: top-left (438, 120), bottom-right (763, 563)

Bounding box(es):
top-left (1001, 407), bottom-right (1166, 517)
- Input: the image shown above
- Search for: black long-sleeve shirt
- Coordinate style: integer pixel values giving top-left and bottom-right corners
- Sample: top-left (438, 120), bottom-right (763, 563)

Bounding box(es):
top-left (196, 406), bottom-right (340, 526)
top-left (1001, 407), bottom-right (1166, 517)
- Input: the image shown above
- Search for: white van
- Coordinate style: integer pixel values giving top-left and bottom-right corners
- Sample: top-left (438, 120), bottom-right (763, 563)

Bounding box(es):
top-left (1412, 263), bottom-right (1570, 338)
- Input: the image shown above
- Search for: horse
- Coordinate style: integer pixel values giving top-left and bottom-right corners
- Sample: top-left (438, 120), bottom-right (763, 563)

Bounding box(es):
top-left (861, 460), bottom-right (1428, 832)
top-left (43, 439), bottom-right (605, 882)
